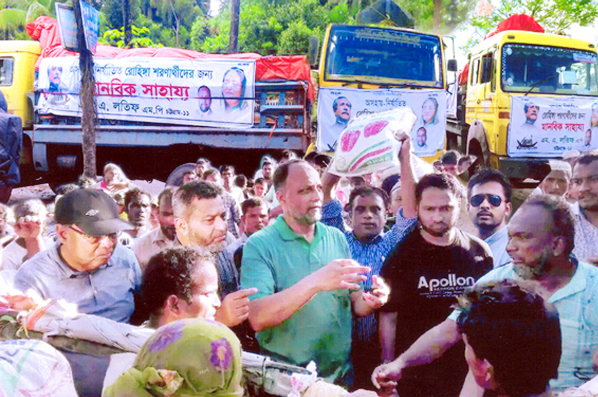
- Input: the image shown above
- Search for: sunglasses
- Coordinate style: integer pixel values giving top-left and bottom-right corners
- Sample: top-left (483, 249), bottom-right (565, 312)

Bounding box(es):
top-left (69, 225), bottom-right (119, 244)
top-left (469, 194), bottom-right (503, 207)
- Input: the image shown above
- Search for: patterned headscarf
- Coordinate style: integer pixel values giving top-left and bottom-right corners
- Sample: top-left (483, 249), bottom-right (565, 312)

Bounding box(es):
top-left (105, 319), bottom-right (244, 397)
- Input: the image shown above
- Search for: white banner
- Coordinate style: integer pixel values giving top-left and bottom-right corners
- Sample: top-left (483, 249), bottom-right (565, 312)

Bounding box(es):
top-left (317, 87), bottom-right (446, 157)
top-left (37, 57), bottom-right (256, 127)
top-left (508, 96), bottom-right (598, 157)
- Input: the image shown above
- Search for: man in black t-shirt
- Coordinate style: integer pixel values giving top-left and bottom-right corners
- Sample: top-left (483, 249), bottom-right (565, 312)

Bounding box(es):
top-left (379, 171), bottom-right (493, 397)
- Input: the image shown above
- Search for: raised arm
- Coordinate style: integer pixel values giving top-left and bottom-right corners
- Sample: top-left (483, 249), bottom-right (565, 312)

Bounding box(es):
top-left (398, 137), bottom-right (417, 219)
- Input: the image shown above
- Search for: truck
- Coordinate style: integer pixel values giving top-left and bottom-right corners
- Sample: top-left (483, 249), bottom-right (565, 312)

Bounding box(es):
top-left (446, 16), bottom-right (598, 184)
top-left (315, 23), bottom-right (457, 162)
top-left (0, 16), bottom-right (314, 188)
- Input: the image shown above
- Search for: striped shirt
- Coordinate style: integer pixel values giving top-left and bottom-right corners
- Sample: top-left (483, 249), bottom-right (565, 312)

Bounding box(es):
top-left (321, 200), bottom-right (418, 343)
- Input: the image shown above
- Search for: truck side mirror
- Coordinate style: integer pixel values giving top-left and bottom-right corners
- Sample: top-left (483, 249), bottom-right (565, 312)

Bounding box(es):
top-left (308, 36), bottom-right (319, 68)
top-left (447, 59), bottom-right (458, 72)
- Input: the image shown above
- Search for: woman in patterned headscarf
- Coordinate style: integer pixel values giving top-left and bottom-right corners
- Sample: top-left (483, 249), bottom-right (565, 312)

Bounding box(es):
top-left (105, 318), bottom-right (243, 397)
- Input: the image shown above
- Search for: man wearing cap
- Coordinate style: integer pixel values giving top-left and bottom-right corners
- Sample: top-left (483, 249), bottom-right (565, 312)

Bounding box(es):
top-left (14, 189), bottom-right (141, 323)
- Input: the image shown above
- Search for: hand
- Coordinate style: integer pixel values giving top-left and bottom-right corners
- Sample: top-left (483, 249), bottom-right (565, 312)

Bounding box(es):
top-left (398, 136), bottom-right (411, 163)
top-left (362, 275), bottom-right (390, 310)
top-left (321, 170), bottom-right (341, 202)
top-left (0, 294), bottom-right (36, 311)
top-left (14, 217), bottom-right (43, 239)
top-left (312, 259), bottom-right (369, 292)
top-left (215, 288), bottom-right (258, 327)
top-left (372, 360), bottom-right (404, 390)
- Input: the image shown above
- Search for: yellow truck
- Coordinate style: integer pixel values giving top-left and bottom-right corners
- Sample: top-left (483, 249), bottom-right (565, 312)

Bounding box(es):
top-left (315, 24), bottom-right (456, 161)
top-left (446, 30), bottom-right (598, 183)
top-left (0, 40), bottom-right (40, 180)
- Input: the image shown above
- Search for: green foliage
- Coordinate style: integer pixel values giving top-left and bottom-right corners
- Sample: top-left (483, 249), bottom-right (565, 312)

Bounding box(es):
top-left (190, 0), bottom-right (354, 55)
top-left (277, 20), bottom-right (314, 54)
top-left (0, 0), bottom-right (57, 40)
top-left (465, 0), bottom-right (598, 51)
top-left (398, 0), bottom-right (475, 34)
top-left (101, 0), bottom-right (142, 29)
top-left (100, 24), bottom-right (161, 48)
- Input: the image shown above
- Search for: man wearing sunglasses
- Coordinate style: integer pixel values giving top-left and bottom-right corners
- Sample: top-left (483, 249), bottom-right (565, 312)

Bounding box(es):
top-left (14, 189), bottom-right (141, 323)
top-left (467, 168), bottom-right (512, 269)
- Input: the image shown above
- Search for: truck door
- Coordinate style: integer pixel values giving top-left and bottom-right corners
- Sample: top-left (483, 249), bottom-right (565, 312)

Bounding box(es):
top-left (465, 56), bottom-right (481, 123)
top-left (478, 51), bottom-right (497, 153)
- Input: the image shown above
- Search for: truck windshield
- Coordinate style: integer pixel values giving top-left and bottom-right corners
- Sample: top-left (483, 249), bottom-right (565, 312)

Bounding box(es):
top-left (501, 44), bottom-right (598, 96)
top-left (324, 25), bottom-right (444, 88)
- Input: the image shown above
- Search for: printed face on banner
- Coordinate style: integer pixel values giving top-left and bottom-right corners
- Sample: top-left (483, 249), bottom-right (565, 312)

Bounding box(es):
top-left (317, 87), bottom-right (446, 157)
top-left (508, 96), bottom-right (598, 157)
top-left (197, 86), bottom-right (212, 114)
top-left (36, 57), bottom-right (256, 127)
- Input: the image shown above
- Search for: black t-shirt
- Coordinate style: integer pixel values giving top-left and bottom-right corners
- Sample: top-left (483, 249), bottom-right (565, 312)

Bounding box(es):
top-left (381, 226), bottom-right (493, 397)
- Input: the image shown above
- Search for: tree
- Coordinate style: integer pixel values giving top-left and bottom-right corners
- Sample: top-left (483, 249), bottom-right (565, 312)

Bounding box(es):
top-left (191, 0), bottom-right (353, 55)
top-left (397, 0), bottom-right (476, 34)
top-left (468, 0), bottom-right (598, 44)
top-left (0, 0), bottom-right (57, 40)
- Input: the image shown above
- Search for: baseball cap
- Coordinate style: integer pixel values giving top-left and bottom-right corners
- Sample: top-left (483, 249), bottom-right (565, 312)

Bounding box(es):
top-left (55, 189), bottom-right (132, 236)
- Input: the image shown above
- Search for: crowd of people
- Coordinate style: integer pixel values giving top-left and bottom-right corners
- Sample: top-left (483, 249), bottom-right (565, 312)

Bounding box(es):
top-left (1, 141), bottom-right (598, 397)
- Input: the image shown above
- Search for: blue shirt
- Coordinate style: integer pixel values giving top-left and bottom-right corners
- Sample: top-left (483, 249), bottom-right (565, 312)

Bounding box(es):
top-left (484, 226), bottom-right (511, 268)
top-left (14, 243), bottom-right (141, 323)
top-left (449, 259), bottom-right (598, 391)
top-left (572, 203), bottom-right (598, 262)
top-left (321, 200), bottom-right (418, 343)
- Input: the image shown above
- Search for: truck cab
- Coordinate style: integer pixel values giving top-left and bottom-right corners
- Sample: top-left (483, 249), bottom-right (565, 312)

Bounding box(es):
top-left (315, 24), bottom-right (452, 161)
top-left (460, 31), bottom-right (598, 182)
top-left (0, 40), bottom-right (41, 179)
top-left (0, 40), bottom-right (40, 129)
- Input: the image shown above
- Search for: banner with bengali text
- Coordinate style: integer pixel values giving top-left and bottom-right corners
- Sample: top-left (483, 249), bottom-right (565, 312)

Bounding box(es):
top-left (317, 87), bottom-right (446, 157)
top-left (508, 96), bottom-right (598, 157)
top-left (37, 57), bottom-right (256, 127)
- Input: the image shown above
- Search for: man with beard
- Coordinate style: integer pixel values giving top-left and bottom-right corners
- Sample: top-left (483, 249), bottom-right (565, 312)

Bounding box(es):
top-left (378, 172), bottom-right (493, 397)
top-left (14, 189), bottom-right (140, 323)
top-left (467, 168), bottom-right (512, 268)
top-left (172, 181), bottom-right (257, 328)
top-left (241, 159), bottom-right (388, 386)
top-left (373, 195), bottom-right (598, 393)
top-left (132, 188), bottom-right (176, 272)
top-left (569, 152), bottom-right (598, 263)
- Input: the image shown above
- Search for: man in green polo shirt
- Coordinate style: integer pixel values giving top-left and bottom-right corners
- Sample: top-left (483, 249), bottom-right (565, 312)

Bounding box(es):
top-left (240, 159), bottom-right (389, 386)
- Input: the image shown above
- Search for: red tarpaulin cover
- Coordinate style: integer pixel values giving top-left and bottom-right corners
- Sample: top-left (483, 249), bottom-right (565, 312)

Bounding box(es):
top-left (26, 16), bottom-right (315, 102)
top-left (484, 13), bottom-right (544, 39)
top-left (458, 14), bottom-right (544, 85)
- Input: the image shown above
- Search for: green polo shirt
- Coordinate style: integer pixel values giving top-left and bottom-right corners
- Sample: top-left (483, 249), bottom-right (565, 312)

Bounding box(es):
top-left (241, 215), bottom-right (353, 385)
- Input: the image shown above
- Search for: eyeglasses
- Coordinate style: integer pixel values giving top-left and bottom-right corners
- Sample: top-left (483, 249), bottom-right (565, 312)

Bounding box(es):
top-left (69, 225), bottom-right (119, 244)
top-left (469, 194), bottom-right (503, 207)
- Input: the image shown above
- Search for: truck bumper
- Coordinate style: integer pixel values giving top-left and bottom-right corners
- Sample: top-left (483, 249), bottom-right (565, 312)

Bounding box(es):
top-left (498, 157), bottom-right (552, 181)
